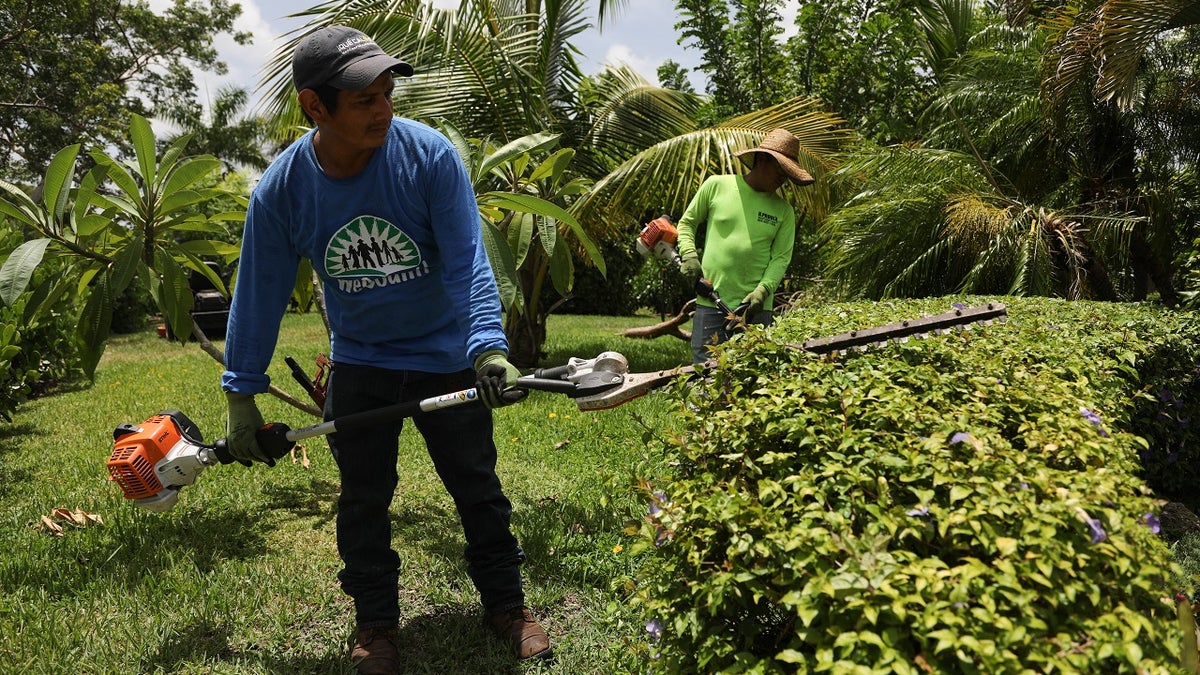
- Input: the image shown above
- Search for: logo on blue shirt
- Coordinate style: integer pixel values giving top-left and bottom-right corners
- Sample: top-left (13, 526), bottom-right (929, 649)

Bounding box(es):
top-left (324, 216), bottom-right (428, 292)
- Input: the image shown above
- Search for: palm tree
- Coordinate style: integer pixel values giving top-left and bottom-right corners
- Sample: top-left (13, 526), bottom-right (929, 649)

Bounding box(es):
top-left (159, 85), bottom-right (271, 174)
top-left (821, 0), bottom-right (1200, 303)
top-left (1035, 0), bottom-right (1200, 304)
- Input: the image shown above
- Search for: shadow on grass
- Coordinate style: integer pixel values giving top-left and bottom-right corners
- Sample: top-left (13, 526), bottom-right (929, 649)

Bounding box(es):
top-left (0, 422), bottom-right (34, 499)
top-left (137, 609), bottom-right (534, 674)
top-left (139, 618), bottom-right (350, 674)
top-left (390, 607), bottom-right (526, 674)
top-left (512, 494), bottom-right (636, 589)
top-left (261, 476), bottom-right (341, 529)
top-left (6, 507), bottom-right (273, 599)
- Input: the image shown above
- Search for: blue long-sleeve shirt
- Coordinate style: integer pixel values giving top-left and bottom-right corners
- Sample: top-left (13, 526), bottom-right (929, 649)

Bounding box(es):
top-left (221, 118), bottom-right (507, 394)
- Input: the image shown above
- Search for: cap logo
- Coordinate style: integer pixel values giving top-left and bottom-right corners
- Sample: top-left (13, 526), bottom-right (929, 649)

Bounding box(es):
top-left (337, 36), bottom-right (372, 54)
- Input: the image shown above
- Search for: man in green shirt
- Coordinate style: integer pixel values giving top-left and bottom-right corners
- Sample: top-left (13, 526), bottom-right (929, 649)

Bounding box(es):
top-left (677, 128), bottom-right (815, 364)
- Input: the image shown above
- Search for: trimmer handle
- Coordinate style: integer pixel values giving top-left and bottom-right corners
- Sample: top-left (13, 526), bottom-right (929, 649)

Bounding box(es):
top-left (695, 278), bottom-right (737, 316)
top-left (211, 423), bottom-right (296, 467)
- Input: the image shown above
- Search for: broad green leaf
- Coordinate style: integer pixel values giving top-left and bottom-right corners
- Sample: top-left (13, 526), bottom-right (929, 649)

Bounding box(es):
top-left (89, 151), bottom-right (144, 213)
top-left (292, 258), bottom-right (314, 312)
top-left (157, 139), bottom-right (188, 181)
top-left (130, 113), bottom-right (158, 187)
top-left (0, 179), bottom-right (42, 227)
top-left (159, 189), bottom-right (211, 215)
top-left (537, 215), bottom-right (557, 257)
top-left (480, 219), bottom-right (520, 312)
top-left (42, 144), bottom-right (81, 225)
top-left (176, 239), bottom-right (240, 259)
top-left (161, 157), bottom-right (222, 197)
top-left (153, 249), bottom-right (194, 342)
top-left (480, 132), bottom-right (560, 177)
top-left (109, 237), bottom-right (144, 296)
top-left (76, 273), bottom-right (114, 379)
top-left (0, 238), bottom-right (53, 307)
top-left (508, 213), bottom-right (534, 269)
top-left (72, 164), bottom-right (109, 229)
top-left (22, 267), bottom-right (71, 326)
top-left (528, 148), bottom-right (575, 183)
top-left (75, 213), bottom-right (115, 238)
top-left (484, 191), bottom-right (577, 224)
top-left (548, 232), bottom-right (573, 296)
top-left (207, 211), bottom-right (248, 224)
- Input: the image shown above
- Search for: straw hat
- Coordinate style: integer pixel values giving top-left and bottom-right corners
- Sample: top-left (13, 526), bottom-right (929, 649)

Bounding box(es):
top-left (734, 128), bottom-right (815, 186)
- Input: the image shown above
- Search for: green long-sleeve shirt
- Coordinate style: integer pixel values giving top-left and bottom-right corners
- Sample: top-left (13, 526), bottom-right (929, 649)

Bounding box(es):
top-left (676, 174), bottom-right (796, 310)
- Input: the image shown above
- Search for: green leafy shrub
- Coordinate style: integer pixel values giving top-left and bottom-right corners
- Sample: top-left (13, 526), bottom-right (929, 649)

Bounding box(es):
top-left (632, 297), bottom-right (1192, 673)
top-left (0, 292), bottom-right (82, 418)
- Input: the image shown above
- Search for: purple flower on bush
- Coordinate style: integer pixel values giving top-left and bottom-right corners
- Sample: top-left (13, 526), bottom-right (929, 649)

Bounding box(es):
top-left (907, 505), bottom-right (930, 517)
top-left (1079, 407), bottom-right (1110, 437)
top-left (952, 303), bottom-right (966, 310)
top-left (1143, 513), bottom-right (1161, 534)
top-left (648, 491), bottom-right (667, 517)
top-left (950, 432), bottom-right (971, 445)
top-left (1087, 518), bottom-right (1107, 544)
top-left (646, 618), bottom-right (663, 641)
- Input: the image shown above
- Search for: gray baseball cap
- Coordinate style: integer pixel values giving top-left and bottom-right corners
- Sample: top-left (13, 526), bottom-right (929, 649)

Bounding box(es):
top-left (292, 25), bottom-right (414, 92)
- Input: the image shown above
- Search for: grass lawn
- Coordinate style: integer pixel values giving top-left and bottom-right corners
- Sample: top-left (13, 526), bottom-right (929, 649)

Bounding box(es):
top-left (0, 311), bottom-right (691, 674)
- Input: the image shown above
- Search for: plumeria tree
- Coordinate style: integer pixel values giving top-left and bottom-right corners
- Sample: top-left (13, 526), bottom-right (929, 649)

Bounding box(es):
top-left (0, 115), bottom-right (240, 375)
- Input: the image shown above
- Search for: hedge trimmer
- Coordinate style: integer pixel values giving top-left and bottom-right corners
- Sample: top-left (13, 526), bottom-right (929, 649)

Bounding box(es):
top-left (106, 304), bottom-right (1005, 511)
top-left (636, 215), bottom-right (745, 325)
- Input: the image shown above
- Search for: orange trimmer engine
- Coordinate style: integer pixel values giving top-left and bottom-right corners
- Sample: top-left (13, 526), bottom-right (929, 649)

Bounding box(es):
top-left (108, 410), bottom-right (223, 512)
top-left (635, 215), bottom-right (681, 267)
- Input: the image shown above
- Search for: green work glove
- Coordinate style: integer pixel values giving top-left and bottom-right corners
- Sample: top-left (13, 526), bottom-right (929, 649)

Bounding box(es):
top-left (473, 350), bottom-right (526, 409)
top-left (679, 252), bottom-right (702, 285)
top-left (225, 392), bottom-right (271, 465)
top-left (741, 284), bottom-right (770, 317)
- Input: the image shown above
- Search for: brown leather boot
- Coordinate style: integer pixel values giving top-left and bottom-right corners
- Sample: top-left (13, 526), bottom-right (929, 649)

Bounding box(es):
top-left (488, 606), bottom-right (552, 660)
top-left (350, 625), bottom-right (401, 674)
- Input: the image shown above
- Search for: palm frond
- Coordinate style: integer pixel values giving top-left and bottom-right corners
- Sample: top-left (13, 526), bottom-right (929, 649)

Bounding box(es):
top-left (574, 97), bottom-right (852, 238)
top-left (1095, 0), bottom-right (1200, 109)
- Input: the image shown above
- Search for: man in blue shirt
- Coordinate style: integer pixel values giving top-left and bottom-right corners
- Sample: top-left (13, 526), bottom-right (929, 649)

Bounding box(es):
top-left (220, 25), bottom-right (549, 673)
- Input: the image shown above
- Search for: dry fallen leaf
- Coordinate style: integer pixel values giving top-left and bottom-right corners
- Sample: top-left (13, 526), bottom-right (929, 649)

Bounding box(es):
top-left (554, 439), bottom-right (570, 450)
top-left (35, 508), bottom-right (104, 535)
top-left (36, 516), bottom-right (64, 536)
top-left (290, 443), bottom-right (311, 469)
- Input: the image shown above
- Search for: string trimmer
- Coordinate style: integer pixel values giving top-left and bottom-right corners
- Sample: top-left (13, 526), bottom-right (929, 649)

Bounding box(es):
top-left (106, 352), bottom-right (632, 512)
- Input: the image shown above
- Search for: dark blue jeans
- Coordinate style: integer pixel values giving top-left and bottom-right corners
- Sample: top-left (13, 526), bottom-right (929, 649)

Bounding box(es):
top-left (690, 304), bottom-right (773, 364)
top-left (324, 363), bottom-right (526, 629)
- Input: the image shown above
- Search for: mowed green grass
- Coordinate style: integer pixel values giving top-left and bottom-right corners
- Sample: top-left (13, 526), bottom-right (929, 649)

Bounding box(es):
top-left (0, 311), bottom-right (691, 674)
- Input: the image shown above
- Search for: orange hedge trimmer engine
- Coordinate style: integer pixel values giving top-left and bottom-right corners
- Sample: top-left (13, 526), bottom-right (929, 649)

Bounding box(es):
top-left (108, 410), bottom-right (230, 512)
top-left (635, 215), bottom-right (681, 267)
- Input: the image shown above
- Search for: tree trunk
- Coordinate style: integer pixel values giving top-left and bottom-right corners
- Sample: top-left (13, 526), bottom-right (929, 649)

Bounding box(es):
top-left (506, 310), bottom-right (546, 368)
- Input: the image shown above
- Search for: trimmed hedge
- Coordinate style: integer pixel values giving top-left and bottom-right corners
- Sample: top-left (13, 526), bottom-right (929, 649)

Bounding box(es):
top-left (632, 297), bottom-right (1196, 673)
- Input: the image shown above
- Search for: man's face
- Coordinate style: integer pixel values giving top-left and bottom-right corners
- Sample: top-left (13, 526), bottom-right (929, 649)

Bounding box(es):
top-left (319, 73), bottom-right (396, 152)
top-left (757, 154), bottom-right (789, 192)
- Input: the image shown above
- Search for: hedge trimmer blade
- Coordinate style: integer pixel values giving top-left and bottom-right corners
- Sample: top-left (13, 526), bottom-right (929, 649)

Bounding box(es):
top-left (574, 365), bottom-right (697, 411)
top-left (795, 302), bottom-right (1007, 355)
top-left (570, 303), bottom-right (1008, 411)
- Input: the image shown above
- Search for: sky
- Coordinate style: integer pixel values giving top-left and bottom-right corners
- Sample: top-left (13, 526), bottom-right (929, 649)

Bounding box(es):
top-left (177, 0), bottom-right (797, 113)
